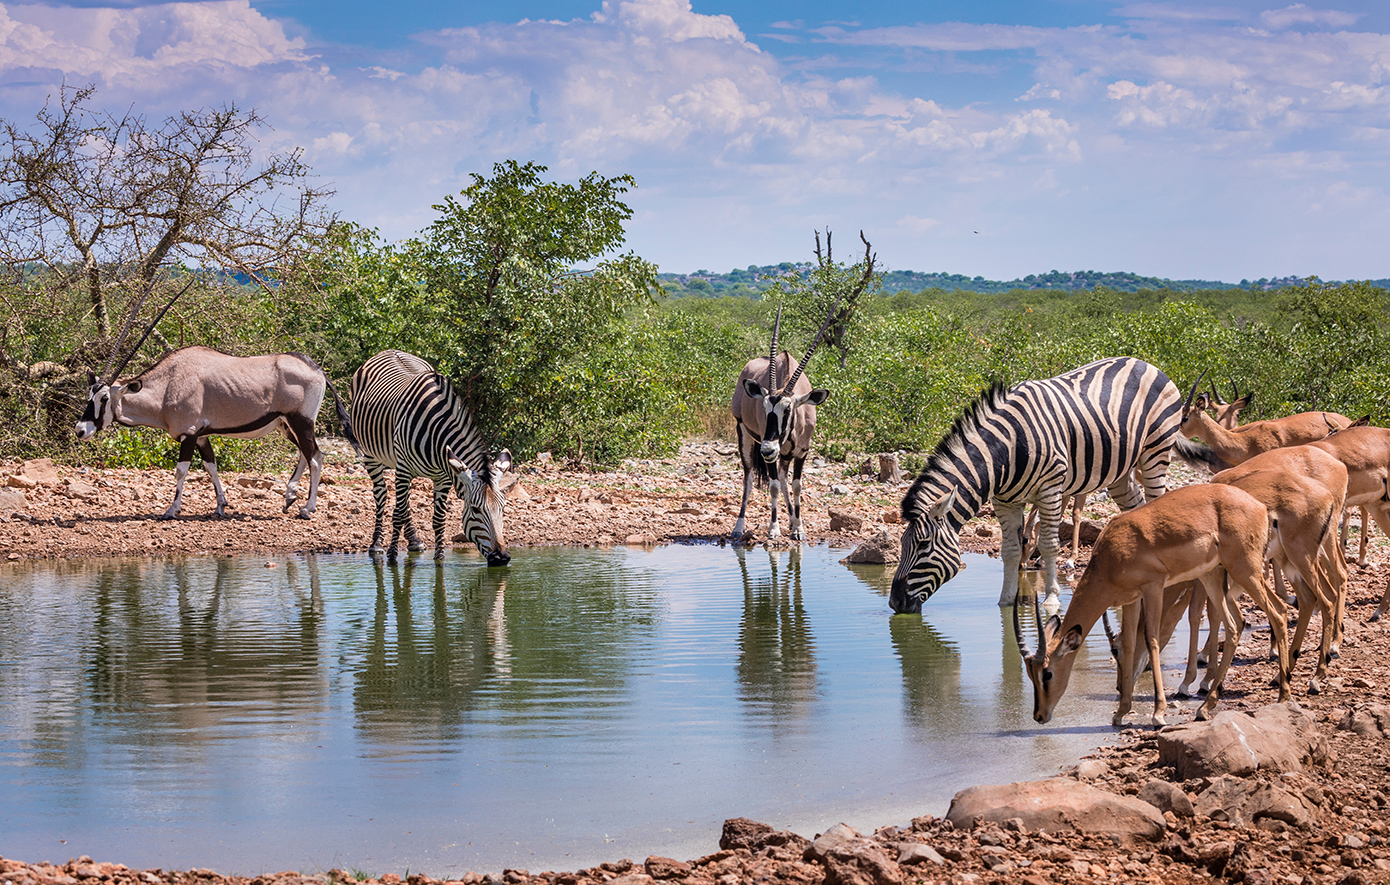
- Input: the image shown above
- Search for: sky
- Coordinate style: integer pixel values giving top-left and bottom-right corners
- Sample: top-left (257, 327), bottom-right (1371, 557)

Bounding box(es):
top-left (1, 0), bottom-right (1388, 281)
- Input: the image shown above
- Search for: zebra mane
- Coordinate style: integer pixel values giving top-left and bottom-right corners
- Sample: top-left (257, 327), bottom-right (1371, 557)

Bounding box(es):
top-left (901, 380), bottom-right (1010, 523)
top-left (434, 372), bottom-right (495, 486)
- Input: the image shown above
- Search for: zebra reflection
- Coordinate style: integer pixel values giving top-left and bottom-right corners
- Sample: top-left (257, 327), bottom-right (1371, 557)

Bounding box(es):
top-left (735, 546), bottom-right (817, 723)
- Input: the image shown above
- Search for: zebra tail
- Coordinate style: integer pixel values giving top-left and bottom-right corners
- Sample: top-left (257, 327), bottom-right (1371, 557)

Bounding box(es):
top-left (1172, 437), bottom-right (1228, 473)
top-left (325, 377), bottom-right (359, 451)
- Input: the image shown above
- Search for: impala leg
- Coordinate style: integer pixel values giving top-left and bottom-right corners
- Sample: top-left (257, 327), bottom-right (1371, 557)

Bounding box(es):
top-left (1358, 506), bottom-right (1369, 566)
top-left (163, 435), bottom-right (201, 519)
top-left (366, 462), bottom-right (389, 557)
top-left (1176, 584), bottom-right (1202, 698)
top-left (431, 479), bottom-right (450, 562)
top-left (1142, 590), bottom-right (1169, 727)
top-left (1197, 575), bottom-right (1241, 720)
top-left (1114, 601), bottom-right (1141, 726)
top-left (1362, 502), bottom-right (1390, 621)
top-left (196, 437), bottom-right (229, 517)
top-left (1069, 494), bottom-right (1086, 563)
top-left (996, 503), bottom-right (1027, 606)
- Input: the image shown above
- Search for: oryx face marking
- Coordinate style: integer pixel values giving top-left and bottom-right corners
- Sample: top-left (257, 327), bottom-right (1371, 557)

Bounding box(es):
top-left (759, 393), bottom-right (796, 463)
top-left (76, 375), bottom-right (118, 440)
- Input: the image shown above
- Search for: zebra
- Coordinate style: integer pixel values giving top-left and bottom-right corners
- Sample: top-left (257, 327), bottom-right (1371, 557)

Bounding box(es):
top-left (349, 350), bottom-right (512, 565)
top-left (889, 356), bottom-right (1220, 613)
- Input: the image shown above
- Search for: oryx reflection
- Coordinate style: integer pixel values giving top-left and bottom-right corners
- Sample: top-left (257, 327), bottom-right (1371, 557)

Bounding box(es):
top-left (735, 545), bottom-right (817, 723)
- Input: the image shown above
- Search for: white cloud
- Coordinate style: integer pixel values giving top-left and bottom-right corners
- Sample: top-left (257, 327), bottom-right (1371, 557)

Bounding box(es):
top-left (1260, 4), bottom-right (1361, 30)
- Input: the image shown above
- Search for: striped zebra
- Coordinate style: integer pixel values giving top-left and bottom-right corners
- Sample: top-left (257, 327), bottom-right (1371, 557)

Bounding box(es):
top-left (889, 357), bottom-right (1218, 613)
top-left (349, 350), bottom-right (512, 565)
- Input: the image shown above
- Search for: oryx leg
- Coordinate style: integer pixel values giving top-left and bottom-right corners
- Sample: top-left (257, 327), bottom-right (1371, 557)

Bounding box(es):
top-left (766, 460), bottom-right (784, 541)
top-left (366, 462), bottom-right (389, 557)
top-left (732, 424), bottom-right (755, 539)
top-left (281, 413), bottom-right (322, 519)
top-left (196, 437), bottom-right (230, 518)
top-left (786, 456), bottom-right (808, 542)
top-left (431, 479), bottom-right (450, 562)
top-left (163, 435), bottom-right (202, 519)
top-left (996, 502), bottom-right (1028, 606)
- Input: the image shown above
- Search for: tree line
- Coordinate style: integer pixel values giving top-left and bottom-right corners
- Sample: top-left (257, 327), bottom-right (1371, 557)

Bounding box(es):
top-left (1, 89), bottom-right (1387, 470)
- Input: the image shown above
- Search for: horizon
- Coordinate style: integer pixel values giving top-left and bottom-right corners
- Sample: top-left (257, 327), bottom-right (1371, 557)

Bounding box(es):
top-left (0, 0), bottom-right (1387, 282)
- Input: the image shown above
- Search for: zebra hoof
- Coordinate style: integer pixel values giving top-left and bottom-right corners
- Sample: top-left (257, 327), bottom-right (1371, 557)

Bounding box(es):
top-left (408, 540), bottom-right (426, 552)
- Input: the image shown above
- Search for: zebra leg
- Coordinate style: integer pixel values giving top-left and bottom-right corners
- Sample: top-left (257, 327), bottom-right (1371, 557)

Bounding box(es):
top-left (196, 437), bottom-right (229, 518)
top-left (366, 462), bottom-right (389, 556)
top-left (389, 470), bottom-right (414, 564)
top-left (787, 456), bottom-right (807, 542)
top-left (1034, 492), bottom-right (1066, 606)
top-left (163, 436), bottom-right (201, 519)
top-left (996, 502), bottom-right (1027, 606)
top-left (431, 480), bottom-right (450, 562)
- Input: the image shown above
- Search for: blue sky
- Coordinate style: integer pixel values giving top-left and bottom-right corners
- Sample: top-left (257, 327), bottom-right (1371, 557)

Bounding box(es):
top-left (2, 0), bottom-right (1388, 280)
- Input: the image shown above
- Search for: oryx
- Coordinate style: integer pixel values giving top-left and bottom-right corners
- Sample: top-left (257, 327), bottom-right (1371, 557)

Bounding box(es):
top-left (76, 344), bottom-right (352, 520)
top-left (730, 306), bottom-right (832, 542)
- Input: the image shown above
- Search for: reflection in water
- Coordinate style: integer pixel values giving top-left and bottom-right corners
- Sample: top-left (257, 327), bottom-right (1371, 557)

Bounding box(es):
top-left (735, 546), bottom-right (817, 722)
top-left (887, 616), bottom-right (962, 737)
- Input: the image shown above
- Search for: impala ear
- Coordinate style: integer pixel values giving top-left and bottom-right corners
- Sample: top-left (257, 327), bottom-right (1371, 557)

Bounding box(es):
top-left (743, 379), bottom-right (767, 399)
top-left (1058, 623), bottom-right (1084, 654)
top-left (1233, 393), bottom-right (1253, 409)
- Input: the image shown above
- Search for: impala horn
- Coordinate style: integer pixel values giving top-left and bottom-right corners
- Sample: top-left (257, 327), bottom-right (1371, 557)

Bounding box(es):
top-left (1013, 594), bottom-right (1033, 659)
top-left (1183, 371), bottom-right (1209, 413)
top-left (107, 278), bottom-right (196, 381)
top-left (1101, 610), bottom-right (1121, 660)
top-left (1209, 380), bottom-right (1226, 405)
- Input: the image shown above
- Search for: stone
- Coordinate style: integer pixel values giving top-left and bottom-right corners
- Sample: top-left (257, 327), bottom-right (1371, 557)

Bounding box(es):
top-left (1075, 759), bottom-right (1108, 780)
top-left (625, 533), bottom-right (657, 546)
top-left (840, 528), bottom-right (900, 565)
top-left (805, 823), bottom-right (862, 861)
top-left (643, 857), bottom-right (690, 880)
top-left (1156, 703), bottom-right (1329, 779)
top-left (719, 817), bottom-right (772, 851)
top-left (6, 473), bottom-right (36, 489)
top-left (829, 509), bottom-right (865, 532)
top-left (877, 454), bottom-right (902, 483)
top-left (1337, 705), bottom-right (1390, 738)
top-left (897, 843), bottom-right (945, 865)
top-left (1194, 775), bottom-right (1319, 829)
top-left (881, 509), bottom-right (901, 525)
top-left (946, 779), bottom-right (1165, 844)
top-left (66, 481), bottom-right (99, 501)
top-left (21, 457), bottom-right (59, 484)
top-left (0, 487), bottom-right (25, 512)
top-left (831, 484), bottom-right (850, 495)
top-left (820, 840), bottom-right (903, 885)
top-left (1138, 779), bottom-right (1195, 818)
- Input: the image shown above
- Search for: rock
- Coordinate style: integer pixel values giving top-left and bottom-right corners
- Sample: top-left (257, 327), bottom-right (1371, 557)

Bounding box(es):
top-left (881, 509), bottom-right (901, 525)
top-left (805, 823), bottom-right (863, 861)
top-left (642, 857), bottom-right (690, 880)
top-left (6, 473), bottom-right (36, 489)
top-left (625, 533), bottom-right (657, 546)
top-left (1156, 703), bottom-right (1329, 778)
top-left (821, 840), bottom-right (903, 885)
top-left (897, 843), bottom-right (945, 865)
top-left (1337, 705), bottom-right (1390, 738)
top-left (0, 487), bottom-right (25, 512)
top-left (1075, 759), bottom-right (1108, 780)
top-left (840, 528), bottom-right (900, 565)
top-left (946, 779), bottom-right (1165, 844)
top-left (831, 484), bottom-right (851, 495)
top-left (1138, 779), bottom-right (1195, 818)
top-left (877, 454), bottom-right (902, 483)
top-left (858, 459), bottom-right (875, 476)
top-left (21, 457), bottom-right (59, 484)
top-left (66, 481), bottom-right (99, 501)
top-left (1194, 775), bottom-right (1319, 829)
top-left (1057, 518), bottom-right (1104, 546)
top-left (829, 509), bottom-right (865, 532)
top-left (720, 817), bottom-right (774, 851)
top-left (506, 482), bottom-right (532, 503)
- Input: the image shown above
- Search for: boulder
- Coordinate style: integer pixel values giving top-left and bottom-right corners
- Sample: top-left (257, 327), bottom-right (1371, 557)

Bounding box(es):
top-left (1156, 703), bottom-right (1328, 779)
top-left (821, 840), bottom-right (902, 885)
top-left (946, 779), bottom-right (1165, 844)
top-left (840, 528), bottom-right (900, 565)
top-left (20, 457), bottom-right (59, 484)
top-left (896, 843), bottom-right (945, 866)
top-left (642, 857), bottom-right (690, 880)
top-left (829, 509), bottom-right (865, 532)
top-left (1337, 705), bottom-right (1390, 738)
top-left (805, 823), bottom-right (862, 861)
top-left (717, 817), bottom-right (808, 854)
top-left (65, 480), bottom-right (99, 501)
top-left (1194, 775), bottom-right (1319, 830)
top-left (1138, 779), bottom-right (1195, 818)
top-left (0, 487), bottom-right (25, 512)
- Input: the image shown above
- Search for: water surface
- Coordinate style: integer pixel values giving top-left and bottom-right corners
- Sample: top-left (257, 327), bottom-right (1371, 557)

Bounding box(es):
top-left (0, 546), bottom-right (1128, 877)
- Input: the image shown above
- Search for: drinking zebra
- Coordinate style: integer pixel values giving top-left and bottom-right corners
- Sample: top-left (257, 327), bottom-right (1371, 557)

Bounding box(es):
top-left (890, 356), bottom-right (1219, 613)
top-left (349, 350), bottom-right (512, 565)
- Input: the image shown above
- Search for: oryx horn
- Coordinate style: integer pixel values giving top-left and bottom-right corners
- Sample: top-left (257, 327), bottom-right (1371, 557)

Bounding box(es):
top-left (780, 290), bottom-right (843, 395)
top-left (107, 278), bottom-right (197, 380)
top-left (768, 303), bottom-right (782, 393)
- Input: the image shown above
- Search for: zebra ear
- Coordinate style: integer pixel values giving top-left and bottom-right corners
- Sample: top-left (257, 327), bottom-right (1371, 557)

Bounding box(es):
top-left (444, 446), bottom-right (467, 472)
top-left (927, 488), bottom-right (957, 521)
top-left (494, 449), bottom-right (513, 473)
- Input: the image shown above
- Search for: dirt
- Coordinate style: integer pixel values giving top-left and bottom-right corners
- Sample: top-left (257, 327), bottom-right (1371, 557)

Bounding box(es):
top-left (2, 440), bottom-right (1390, 885)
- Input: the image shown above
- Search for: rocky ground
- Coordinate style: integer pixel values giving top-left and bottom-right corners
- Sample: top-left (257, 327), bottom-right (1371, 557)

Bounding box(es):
top-left (2, 441), bottom-right (1390, 885)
